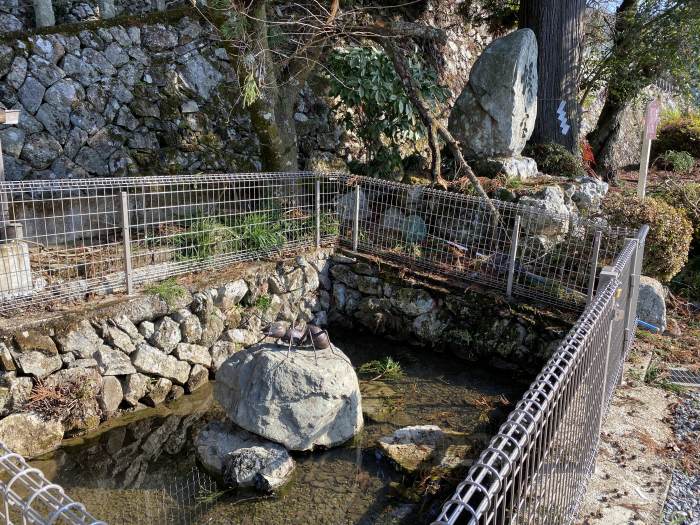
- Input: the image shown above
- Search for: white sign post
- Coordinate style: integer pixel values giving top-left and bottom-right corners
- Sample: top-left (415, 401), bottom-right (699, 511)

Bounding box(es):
top-left (637, 99), bottom-right (661, 199)
top-left (0, 109), bottom-right (20, 226)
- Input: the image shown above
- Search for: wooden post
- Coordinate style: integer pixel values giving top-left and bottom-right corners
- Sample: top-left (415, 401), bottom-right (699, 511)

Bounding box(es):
top-left (637, 99), bottom-right (661, 199)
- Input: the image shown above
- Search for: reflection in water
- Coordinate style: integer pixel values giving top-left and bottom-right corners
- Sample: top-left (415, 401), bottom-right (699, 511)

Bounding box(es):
top-left (31, 332), bottom-right (527, 525)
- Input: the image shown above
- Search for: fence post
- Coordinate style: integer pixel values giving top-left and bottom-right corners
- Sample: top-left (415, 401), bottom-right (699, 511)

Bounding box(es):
top-left (121, 192), bottom-right (134, 295)
top-left (623, 239), bottom-right (641, 351)
top-left (587, 230), bottom-right (603, 304)
top-left (506, 215), bottom-right (521, 298)
top-left (352, 184), bottom-right (360, 252)
top-left (98, 0), bottom-right (116, 18)
top-left (315, 176), bottom-right (321, 249)
top-left (33, 0), bottom-right (55, 27)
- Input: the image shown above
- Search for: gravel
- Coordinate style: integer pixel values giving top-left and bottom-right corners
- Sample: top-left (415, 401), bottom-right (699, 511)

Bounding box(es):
top-left (662, 392), bottom-right (700, 525)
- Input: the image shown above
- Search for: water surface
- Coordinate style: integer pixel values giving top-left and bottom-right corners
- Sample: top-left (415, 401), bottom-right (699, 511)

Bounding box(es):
top-left (31, 331), bottom-right (527, 524)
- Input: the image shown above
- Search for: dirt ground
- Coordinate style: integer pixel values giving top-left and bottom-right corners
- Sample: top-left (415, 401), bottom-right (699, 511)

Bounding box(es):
top-left (579, 340), bottom-right (678, 525)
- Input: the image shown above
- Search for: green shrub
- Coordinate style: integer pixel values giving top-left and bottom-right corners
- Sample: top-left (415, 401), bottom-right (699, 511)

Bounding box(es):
top-left (652, 113), bottom-right (700, 159)
top-left (523, 143), bottom-right (585, 179)
top-left (655, 180), bottom-right (700, 244)
top-left (602, 193), bottom-right (692, 282)
top-left (658, 150), bottom-right (695, 173)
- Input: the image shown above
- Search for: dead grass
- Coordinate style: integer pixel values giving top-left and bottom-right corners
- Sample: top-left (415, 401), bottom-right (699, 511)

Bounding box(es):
top-left (24, 379), bottom-right (99, 425)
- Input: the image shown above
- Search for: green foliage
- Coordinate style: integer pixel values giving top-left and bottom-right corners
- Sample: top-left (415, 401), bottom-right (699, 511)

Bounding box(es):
top-left (174, 218), bottom-right (239, 260)
top-left (602, 193), bottom-right (692, 282)
top-left (145, 279), bottom-right (188, 306)
top-left (581, 1), bottom-right (700, 106)
top-left (326, 46), bottom-right (448, 179)
top-left (234, 212), bottom-right (286, 252)
top-left (254, 294), bottom-right (272, 311)
top-left (658, 150), bottom-right (695, 173)
top-left (174, 213), bottom-right (286, 261)
top-left (358, 357), bottom-right (404, 381)
top-left (654, 181), bottom-right (700, 244)
top-left (653, 112), bottom-right (700, 159)
top-left (461, 0), bottom-right (520, 32)
top-left (523, 143), bottom-right (585, 179)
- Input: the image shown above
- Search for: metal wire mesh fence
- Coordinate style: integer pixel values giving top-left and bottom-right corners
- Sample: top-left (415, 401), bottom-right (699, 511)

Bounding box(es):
top-left (336, 176), bottom-right (634, 310)
top-left (431, 226), bottom-right (647, 525)
top-left (113, 467), bottom-right (218, 525)
top-left (0, 173), bottom-right (339, 313)
top-left (0, 442), bottom-right (105, 525)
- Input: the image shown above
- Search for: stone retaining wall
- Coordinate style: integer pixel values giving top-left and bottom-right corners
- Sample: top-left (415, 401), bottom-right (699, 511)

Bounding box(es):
top-left (325, 253), bottom-right (571, 372)
top-left (0, 247), bottom-right (571, 456)
top-left (0, 249), bottom-right (330, 450)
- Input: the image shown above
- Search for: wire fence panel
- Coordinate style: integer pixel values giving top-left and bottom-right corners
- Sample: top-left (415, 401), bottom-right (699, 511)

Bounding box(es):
top-left (0, 173), bottom-right (339, 313)
top-left (432, 226), bottom-right (646, 525)
top-left (0, 442), bottom-right (105, 525)
top-left (336, 176), bottom-right (633, 310)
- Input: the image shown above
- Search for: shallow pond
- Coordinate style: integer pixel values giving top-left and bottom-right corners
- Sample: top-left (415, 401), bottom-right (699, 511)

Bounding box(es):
top-left (30, 331), bottom-right (527, 525)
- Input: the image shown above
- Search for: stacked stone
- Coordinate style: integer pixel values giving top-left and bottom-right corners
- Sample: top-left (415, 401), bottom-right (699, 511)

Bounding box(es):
top-left (0, 18), bottom-right (261, 180)
top-left (0, 251), bottom-right (328, 456)
top-left (326, 254), bottom-right (567, 371)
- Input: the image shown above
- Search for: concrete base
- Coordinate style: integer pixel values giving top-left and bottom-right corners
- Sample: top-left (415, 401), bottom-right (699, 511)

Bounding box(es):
top-left (0, 241), bottom-right (33, 298)
top-left (471, 156), bottom-right (538, 180)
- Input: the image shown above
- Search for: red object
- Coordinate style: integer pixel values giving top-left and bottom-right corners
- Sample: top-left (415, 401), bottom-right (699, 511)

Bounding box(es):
top-left (581, 140), bottom-right (598, 178)
top-left (645, 99), bottom-right (661, 139)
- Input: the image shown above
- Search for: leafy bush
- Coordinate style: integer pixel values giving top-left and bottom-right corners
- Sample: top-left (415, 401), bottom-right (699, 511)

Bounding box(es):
top-left (602, 193), bottom-right (692, 282)
top-left (523, 142), bottom-right (586, 179)
top-left (655, 180), bottom-right (700, 245)
top-left (653, 113), bottom-right (700, 159)
top-left (145, 278), bottom-right (188, 306)
top-left (326, 46), bottom-right (448, 179)
top-left (658, 150), bottom-right (695, 173)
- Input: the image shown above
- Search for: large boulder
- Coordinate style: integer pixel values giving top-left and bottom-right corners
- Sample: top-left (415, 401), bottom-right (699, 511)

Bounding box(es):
top-left (195, 420), bottom-right (295, 491)
top-left (215, 343), bottom-right (363, 451)
top-left (637, 276), bottom-right (667, 333)
top-left (448, 29), bottom-right (538, 158)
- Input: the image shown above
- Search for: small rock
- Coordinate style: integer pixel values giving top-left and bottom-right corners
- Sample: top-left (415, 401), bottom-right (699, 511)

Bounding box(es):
top-left (150, 317), bottom-right (182, 353)
top-left (131, 342), bottom-right (191, 385)
top-left (120, 373), bottom-right (149, 407)
top-left (637, 276), bottom-right (667, 333)
top-left (167, 384), bottom-right (185, 401)
top-left (187, 363), bottom-right (209, 393)
top-left (144, 377), bottom-right (173, 407)
top-left (174, 343), bottom-right (211, 368)
top-left (210, 341), bottom-right (239, 371)
top-left (195, 420), bottom-right (295, 491)
top-left (56, 320), bottom-right (103, 359)
top-left (100, 376), bottom-right (123, 415)
top-left (14, 330), bottom-right (57, 355)
top-left (139, 321), bottom-right (155, 339)
top-left (94, 346), bottom-right (137, 376)
top-left (0, 413), bottom-right (63, 458)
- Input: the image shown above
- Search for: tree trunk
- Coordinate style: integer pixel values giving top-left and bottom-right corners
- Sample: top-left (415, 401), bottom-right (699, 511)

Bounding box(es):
top-left (519, 0), bottom-right (585, 153)
top-left (586, 0), bottom-right (639, 175)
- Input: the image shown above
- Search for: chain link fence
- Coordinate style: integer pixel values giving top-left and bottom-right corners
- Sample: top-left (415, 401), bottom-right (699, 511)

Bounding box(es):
top-left (0, 442), bottom-right (105, 524)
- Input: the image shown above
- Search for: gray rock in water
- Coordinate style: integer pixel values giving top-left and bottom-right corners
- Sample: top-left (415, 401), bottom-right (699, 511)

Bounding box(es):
top-left (120, 373), bottom-right (149, 407)
top-left (215, 343), bottom-right (363, 451)
top-left (0, 413), bottom-right (63, 458)
top-left (195, 420), bottom-right (295, 491)
top-left (144, 377), bottom-right (172, 407)
top-left (448, 29), bottom-right (537, 158)
top-left (637, 276), bottom-right (667, 333)
top-left (100, 375), bottom-right (123, 415)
